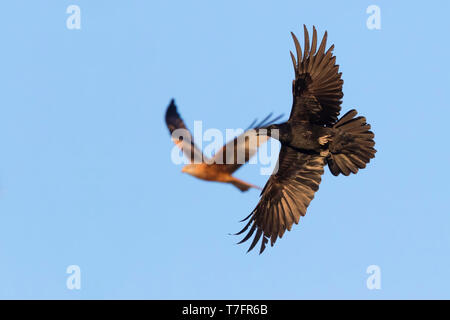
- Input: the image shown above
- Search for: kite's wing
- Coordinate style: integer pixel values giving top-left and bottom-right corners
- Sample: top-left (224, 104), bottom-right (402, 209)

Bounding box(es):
top-left (289, 25), bottom-right (343, 126)
top-left (165, 99), bottom-right (206, 163)
top-left (211, 113), bottom-right (283, 173)
top-left (237, 146), bottom-right (325, 253)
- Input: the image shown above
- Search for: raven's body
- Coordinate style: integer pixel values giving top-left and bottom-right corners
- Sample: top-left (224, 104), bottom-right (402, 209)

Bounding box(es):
top-left (268, 122), bottom-right (331, 153)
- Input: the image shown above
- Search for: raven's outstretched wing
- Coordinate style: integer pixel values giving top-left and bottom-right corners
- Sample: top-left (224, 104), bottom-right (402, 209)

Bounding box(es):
top-left (289, 25), bottom-right (343, 126)
top-left (211, 113), bottom-right (283, 174)
top-left (237, 147), bottom-right (325, 253)
top-left (165, 99), bottom-right (205, 163)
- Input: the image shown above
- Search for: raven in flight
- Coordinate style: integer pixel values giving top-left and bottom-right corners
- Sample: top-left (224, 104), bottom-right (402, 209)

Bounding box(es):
top-left (237, 26), bottom-right (376, 253)
top-left (165, 99), bottom-right (282, 192)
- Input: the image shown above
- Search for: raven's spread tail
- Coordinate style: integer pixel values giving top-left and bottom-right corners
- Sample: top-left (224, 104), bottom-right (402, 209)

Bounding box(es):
top-left (327, 110), bottom-right (376, 176)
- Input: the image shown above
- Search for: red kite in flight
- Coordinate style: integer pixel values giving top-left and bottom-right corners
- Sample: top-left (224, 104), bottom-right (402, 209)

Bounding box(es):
top-left (165, 99), bottom-right (282, 192)
top-left (237, 26), bottom-right (376, 253)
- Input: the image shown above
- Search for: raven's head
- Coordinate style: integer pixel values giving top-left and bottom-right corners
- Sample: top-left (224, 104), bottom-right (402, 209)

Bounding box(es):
top-left (258, 123), bottom-right (290, 144)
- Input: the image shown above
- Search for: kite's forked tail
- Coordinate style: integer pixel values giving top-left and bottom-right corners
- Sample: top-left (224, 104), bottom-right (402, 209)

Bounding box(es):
top-left (327, 109), bottom-right (376, 176)
top-left (229, 176), bottom-right (262, 192)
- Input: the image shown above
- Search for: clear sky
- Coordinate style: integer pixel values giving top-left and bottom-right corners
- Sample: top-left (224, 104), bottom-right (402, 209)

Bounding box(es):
top-left (0, 1), bottom-right (449, 299)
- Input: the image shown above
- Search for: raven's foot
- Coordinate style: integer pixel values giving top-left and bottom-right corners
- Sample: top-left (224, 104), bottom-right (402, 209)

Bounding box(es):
top-left (320, 149), bottom-right (330, 157)
top-left (318, 135), bottom-right (332, 145)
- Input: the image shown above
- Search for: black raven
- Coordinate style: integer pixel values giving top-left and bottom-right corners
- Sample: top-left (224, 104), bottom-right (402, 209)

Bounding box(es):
top-left (237, 25), bottom-right (376, 253)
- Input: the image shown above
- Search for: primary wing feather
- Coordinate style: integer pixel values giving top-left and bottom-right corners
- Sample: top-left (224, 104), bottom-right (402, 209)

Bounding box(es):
top-left (289, 25), bottom-right (343, 126)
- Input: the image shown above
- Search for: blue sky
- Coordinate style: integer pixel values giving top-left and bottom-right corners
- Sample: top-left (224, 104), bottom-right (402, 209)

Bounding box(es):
top-left (0, 1), bottom-right (449, 299)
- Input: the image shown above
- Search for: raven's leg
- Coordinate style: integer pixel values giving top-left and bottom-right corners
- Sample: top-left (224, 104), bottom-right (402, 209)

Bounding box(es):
top-left (318, 135), bottom-right (332, 157)
top-left (318, 135), bottom-right (332, 145)
top-left (320, 149), bottom-right (330, 157)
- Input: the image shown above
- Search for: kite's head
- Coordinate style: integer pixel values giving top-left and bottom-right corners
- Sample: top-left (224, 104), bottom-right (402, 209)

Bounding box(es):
top-left (181, 164), bottom-right (205, 179)
top-left (181, 164), bottom-right (196, 175)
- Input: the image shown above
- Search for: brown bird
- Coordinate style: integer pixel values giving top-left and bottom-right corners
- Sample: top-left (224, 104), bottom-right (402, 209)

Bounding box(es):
top-left (165, 99), bottom-right (282, 192)
top-left (237, 25), bottom-right (376, 253)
